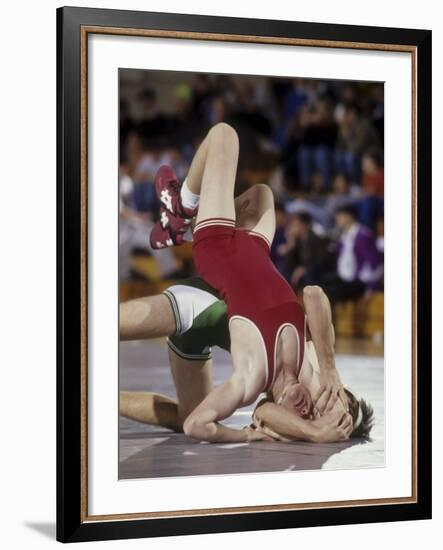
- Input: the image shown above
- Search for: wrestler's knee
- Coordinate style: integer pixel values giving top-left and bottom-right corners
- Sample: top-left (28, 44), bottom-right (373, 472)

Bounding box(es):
top-left (208, 122), bottom-right (239, 148)
top-left (250, 183), bottom-right (274, 207)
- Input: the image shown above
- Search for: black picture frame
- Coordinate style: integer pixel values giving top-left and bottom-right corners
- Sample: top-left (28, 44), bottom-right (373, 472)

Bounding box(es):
top-left (57, 6), bottom-right (432, 543)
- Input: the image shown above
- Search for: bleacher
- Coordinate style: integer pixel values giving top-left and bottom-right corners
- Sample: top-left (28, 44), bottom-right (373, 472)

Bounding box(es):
top-left (334, 292), bottom-right (384, 339)
top-left (119, 243), bottom-right (194, 303)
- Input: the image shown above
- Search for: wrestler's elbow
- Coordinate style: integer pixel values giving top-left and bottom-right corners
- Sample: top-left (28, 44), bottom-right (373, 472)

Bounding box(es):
top-left (303, 285), bottom-right (324, 302)
top-left (182, 414), bottom-right (203, 439)
top-left (183, 413), bottom-right (217, 441)
top-left (303, 285), bottom-right (328, 310)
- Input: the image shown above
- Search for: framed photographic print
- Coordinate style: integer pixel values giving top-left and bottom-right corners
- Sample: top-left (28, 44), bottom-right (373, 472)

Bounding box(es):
top-left (56, 6), bottom-right (432, 543)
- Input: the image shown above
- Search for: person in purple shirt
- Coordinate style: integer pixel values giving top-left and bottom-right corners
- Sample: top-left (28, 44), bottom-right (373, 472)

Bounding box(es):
top-left (321, 204), bottom-right (383, 303)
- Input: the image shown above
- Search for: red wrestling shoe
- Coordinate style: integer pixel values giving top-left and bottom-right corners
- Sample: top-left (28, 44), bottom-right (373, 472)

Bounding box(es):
top-left (154, 165), bottom-right (198, 220)
top-left (150, 165), bottom-right (197, 249)
top-left (149, 208), bottom-right (189, 249)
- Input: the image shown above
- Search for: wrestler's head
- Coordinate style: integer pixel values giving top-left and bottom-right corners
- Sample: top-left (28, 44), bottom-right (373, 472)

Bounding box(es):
top-left (271, 367), bottom-right (374, 438)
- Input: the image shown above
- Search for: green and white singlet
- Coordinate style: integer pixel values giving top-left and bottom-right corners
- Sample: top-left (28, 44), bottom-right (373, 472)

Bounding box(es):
top-left (163, 278), bottom-right (231, 361)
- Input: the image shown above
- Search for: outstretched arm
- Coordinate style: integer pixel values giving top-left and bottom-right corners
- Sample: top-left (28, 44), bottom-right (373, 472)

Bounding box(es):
top-left (253, 400), bottom-right (352, 443)
top-left (303, 285), bottom-right (348, 414)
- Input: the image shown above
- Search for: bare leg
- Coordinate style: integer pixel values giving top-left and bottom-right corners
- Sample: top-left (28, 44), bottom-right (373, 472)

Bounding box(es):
top-left (186, 126), bottom-right (276, 236)
top-left (185, 136), bottom-right (209, 194)
top-left (169, 348), bottom-right (213, 424)
top-left (185, 123), bottom-right (239, 224)
top-left (120, 294), bottom-right (176, 341)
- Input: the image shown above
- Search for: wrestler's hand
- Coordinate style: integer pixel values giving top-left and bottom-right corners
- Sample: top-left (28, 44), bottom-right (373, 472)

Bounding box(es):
top-left (313, 367), bottom-right (348, 416)
top-left (311, 409), bottom-right (353, 443)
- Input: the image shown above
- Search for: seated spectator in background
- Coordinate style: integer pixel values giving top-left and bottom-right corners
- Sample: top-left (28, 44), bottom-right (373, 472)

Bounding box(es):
top-left (334, 103), bottom-right (381, 184)
top-left (297, 98), bottom-right (338, 189)
top-left (271, 78), bottom-right (308, 151)
top-left (191, 73), bottom-right (213, 117)
top-left (321, 205), bottom-right (383, 303)
top-left (119, 99), bottom-right (135, 160)
top-left (369, 83), bottom-right (384, 145)
top-left (278, 212), bottom-right (334, 291)
top-left (322, 174), bottom-right (360, 229)
top-left (119, 164), bottom-right (177, 281)
top-left (357, 148), bottom-right (384, 230)
top-left (361, 148), bottom-right (384, 198)
top-left (333, 82), bottom-right (358, 125)
top-left (234, 79), bottom-right (273, 139)
top-left (375, 217), bottom-right (384, 256)
top-left (167, 84), bottom-right (206, 149)
top-left (284, 173), bottom-right (358, 230)
top-left (137, 88), bottom-right (169, 149)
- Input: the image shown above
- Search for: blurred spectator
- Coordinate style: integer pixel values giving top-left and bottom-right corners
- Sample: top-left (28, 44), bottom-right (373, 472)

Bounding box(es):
top-left (333, 83), bottom-right (358, 124)
top-left (208, 94), bottom-right (228, 126)
top-left (234, 79), bottom-right (272, 138)
top-left (362, 148), bottom-right (384, 197)
top-left (137, 88), bottom-right (168, 148)
top-left (375, 217), bottom-right (384, 256)
top-left (167, 84), bottom-right (206, 148)
top-left (132, 147), bottom-right (161, 217)
top-left (191, 74), bottom-right (213, 116)
top-left (119, 99), bottom-right (135, 160)
top-left (270, 201), bottom-right (288, 274)
top-left (297, 98), bottom-right (338, 189)
top-left (272, 78), bottom-right (308, 150)
top-left (278, 212), bottom-right (334, 290)
top-left (370, 83), bottom-right (384, 144)
top-left (321, 205), bottom-right (383, 302)
top-left (119, 165), bottom-right (177, 280)
top-left (322, 174), bottom-right (360, 228)
top-left (285, 173), bottom-right (359, 229)
top-left (334, 103), bottom-right (381, 184)
top-left (357, 148), bottom-right (384, 230)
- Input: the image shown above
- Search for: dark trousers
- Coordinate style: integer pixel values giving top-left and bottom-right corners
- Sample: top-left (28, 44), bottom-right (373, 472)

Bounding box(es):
top-left (318, 274), bottom-right (366, 304)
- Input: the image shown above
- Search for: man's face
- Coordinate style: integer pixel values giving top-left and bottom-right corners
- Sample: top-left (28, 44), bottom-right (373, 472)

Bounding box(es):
top-left (286, 216), bottom-right (306, 239)
top-left (335, 212), bottom-right (352, 230)
top-left (333, 175), bottom-right (348, 195)
top-left (362, 154), bottom-right (377, 175)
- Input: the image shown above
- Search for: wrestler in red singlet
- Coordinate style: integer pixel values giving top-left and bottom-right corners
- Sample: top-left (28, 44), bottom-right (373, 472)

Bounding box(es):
top-left (193, 217), bottom-right (306, 392)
